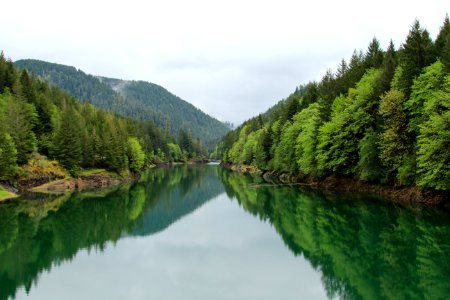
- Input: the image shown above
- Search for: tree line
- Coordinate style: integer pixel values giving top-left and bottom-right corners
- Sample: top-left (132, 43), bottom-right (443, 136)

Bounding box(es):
top-left (14, 59), bottom-right (230, 150)
top-left (0, 54), bottom-right (207, 179)
top-left (219, 17), bottom-right (450, 190)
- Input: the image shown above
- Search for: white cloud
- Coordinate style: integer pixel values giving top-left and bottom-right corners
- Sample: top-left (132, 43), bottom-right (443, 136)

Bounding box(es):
top-left (1, 0), bottom-right (448, 124)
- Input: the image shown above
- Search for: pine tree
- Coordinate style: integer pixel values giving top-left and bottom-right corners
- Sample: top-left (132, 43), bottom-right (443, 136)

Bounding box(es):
top-left (435, 14), bottom-right (450, 71)
top-left (52, 106), bottom-right (82, 175)
top-left (3, 91), bottom-right (37, 164)
top-left (379, 40), bottom-right (397, 93)
top-left (365, 37), bottom-right (384, 69)
top-left (397, 20), bottom-right (435, 96)
top-left (0, 132), bottom-right (18, 180)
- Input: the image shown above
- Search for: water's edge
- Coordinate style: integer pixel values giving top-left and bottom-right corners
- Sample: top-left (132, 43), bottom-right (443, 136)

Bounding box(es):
top-left (220, 163), bottom-right (449, 209)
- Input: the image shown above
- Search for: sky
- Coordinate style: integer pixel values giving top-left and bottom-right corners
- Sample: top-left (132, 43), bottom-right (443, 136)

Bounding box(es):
top-left (0, 0), bottom-right (448, 125)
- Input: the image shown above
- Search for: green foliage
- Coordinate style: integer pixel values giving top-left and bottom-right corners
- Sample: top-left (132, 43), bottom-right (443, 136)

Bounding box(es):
top-left (397, 20), bottom-right (435, 96)
top-left (317, 69), bottom-right (382, 175)
top-left (228, 125), bottom-right (248, 164)
top-left (126, 137), bottom-right (145, 172)
top-left (14, 59), bottom-right (229, 149)
top-left (435, 14), bottom-right (450, 71)
top-left (52, 106), bottom-right (82, 176)
top-left (416, 74), bottom-right (450, 189)
top-left (168, 143), bottom-right (183, 162)
top-left (219, 16), bottom-right (449, 191)
top-left (0, 132), bottom-right (18, 180)
top-left (0, 53), bottom-right (189, 179)
top-left (356, 128), bottom-right (383, 182)
top-left (379, 90), bottom-right (409, 179)
top-left (241, 130), bottom-right (261, 165)
top-left (406, 60), bottom-right (447, 136)
top-left (19, 152), bottom-right (67, 180)
top-left (1, 91), bottom-right (37, 164)
top-left (295, 102), bottom-right (322, 176)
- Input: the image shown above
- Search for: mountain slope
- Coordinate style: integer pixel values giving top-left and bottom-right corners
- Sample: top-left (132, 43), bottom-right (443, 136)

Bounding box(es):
top-left (14, 59), bottom-right (229, 148)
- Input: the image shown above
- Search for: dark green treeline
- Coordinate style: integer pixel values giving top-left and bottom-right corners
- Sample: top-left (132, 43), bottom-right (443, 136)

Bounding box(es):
top-left (0, 54), bottom-right (207, 178)
top-left (218, 17), bottom-right (450, 190)
top-left (0, 165), bottom-right (223, 300)
top-left (219, 169), bottom-right (450, 299)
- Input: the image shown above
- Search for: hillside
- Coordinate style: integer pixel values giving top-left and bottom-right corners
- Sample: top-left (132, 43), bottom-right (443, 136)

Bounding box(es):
top-left (219, 17), bottom-right (450, 191)
top-left (14, 59), bottom-right (229, 148)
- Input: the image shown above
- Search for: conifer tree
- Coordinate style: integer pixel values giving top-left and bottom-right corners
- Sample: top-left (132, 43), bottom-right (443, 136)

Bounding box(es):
top-left (397, 20), bottom-right (435, 96)
top-left (378, 40), bottom-right (397, 94)
top-left (365, 37), bottom-right (384, 69)
top-left (3, 91), bottom-right (37, 164)
top-left (435, 14), bottom-right (450, 71)
top-left (52, 106), bottom-right (82, 175)
top-left (0, 132), bottom-right (18, 180)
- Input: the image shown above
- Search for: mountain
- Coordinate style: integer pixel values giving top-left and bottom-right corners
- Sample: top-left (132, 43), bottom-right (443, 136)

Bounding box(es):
top-left (14, 59), bottom-right (229, 148)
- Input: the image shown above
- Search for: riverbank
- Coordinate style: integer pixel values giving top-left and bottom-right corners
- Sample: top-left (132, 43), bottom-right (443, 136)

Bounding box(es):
top-left (29, 169), bottom-right (137, 193)
top-left (0, 185), bottom-right (18, 202)
top-left (220, 163), bottom-right (449, 209)
top-left (0, 161), bottom-right (216, 202)
top-left (0, 169), bottom-right (138, 201)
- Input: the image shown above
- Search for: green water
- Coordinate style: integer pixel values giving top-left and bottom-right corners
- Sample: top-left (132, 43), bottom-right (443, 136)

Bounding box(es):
top-left (0, 165), bottom-right (449, 300)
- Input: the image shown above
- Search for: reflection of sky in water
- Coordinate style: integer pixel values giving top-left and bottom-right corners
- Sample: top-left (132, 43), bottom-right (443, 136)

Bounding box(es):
top-left (15, 193), bottom-right (326, 300)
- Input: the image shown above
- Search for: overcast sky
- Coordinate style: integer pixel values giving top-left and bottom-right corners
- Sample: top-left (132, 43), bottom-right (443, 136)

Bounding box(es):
top-left (1, 0), bottom-right (448, 125)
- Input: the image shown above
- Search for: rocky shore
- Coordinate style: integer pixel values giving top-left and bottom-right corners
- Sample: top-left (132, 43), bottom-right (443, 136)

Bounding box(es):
top-left (220, 163), bottom-right (449, 209)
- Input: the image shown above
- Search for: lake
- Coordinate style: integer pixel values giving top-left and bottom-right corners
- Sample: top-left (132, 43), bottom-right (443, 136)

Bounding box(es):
top-left (0, 165), bottom-right (449, 300)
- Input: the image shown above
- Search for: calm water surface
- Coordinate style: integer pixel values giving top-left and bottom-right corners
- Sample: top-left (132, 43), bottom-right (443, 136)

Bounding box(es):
top-left (0, 165), bottom-right (449, 300)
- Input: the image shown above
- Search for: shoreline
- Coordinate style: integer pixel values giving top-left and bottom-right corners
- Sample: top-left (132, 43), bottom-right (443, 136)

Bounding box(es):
top-left (0, 169), bottom-right (139, 201)
top-left (0, 161), bottom-right (214, 202)
top-left (220, 163), bottom-right (450, 209)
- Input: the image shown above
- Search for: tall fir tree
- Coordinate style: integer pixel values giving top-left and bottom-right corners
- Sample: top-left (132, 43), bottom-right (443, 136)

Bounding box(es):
top-left (365, 37), bottom-right (384, 69)
top-left (435, 14), bottom-right (450, 71)
top-left (397, 20), bottom-right (435, 96)
top-left (0, 132), bottom-right (18, 180)
top-left (52, 106), bottom-right (82, 175)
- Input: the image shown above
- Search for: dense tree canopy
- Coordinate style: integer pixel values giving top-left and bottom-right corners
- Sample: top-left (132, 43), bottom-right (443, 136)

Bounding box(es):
top-left (218, 17), bottom-right (450, 190)
top-left (13, 59), bottom-right (229, 149)
top-left (0, 52), bottom-right (207, 180)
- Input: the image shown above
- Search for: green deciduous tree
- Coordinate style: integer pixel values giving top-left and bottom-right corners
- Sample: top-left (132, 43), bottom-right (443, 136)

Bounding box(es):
top-left (406, 60), bottom-right (447, 136)
top-left (294, 102), bottom-right (322, 176)
top-left (168, 143), bottom-right (182, 162)
top-left (379, 89), bottom-right (409, 180)
top-left (317, 69), bottom-right (382, 175)
top-left (415, 71), bottom-right (450, 189)
top-left (356, 128), bottom-right (383, 182)
top-left (127, 137), bottom-right (145, 172)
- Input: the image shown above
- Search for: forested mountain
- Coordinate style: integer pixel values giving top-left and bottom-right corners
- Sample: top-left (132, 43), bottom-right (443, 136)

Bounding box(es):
top-left (14, 59), bottom-right (229, 148)
top-left (219, 16), bottom-right (450, 191)
top-left (0, 52), bottom-right (208, 180)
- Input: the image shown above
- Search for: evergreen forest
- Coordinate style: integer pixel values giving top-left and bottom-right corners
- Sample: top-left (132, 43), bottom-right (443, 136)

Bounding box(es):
top-left (0, 54), bottom-right (208, 179)
top-left (14, 59), bottom-right (230, 149)
top-left (218, 17), bottom-right (450, 190)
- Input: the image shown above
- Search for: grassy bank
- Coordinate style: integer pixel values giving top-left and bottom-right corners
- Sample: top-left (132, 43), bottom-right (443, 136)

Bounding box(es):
top-left (0, 185), bottom-right (18, 202)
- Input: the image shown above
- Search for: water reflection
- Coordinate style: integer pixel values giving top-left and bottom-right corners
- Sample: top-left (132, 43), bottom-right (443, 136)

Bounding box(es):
top-left (0, 165), bottom-right (222, 300)
top-left (0, 166), bottom-right (449, 300)
top-left (219, 169), bottom-right (450, 300)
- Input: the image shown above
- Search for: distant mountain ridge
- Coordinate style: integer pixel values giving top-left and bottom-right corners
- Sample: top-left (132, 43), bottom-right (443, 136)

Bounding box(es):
top-left (14, 59), bottom-right (229, 148)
